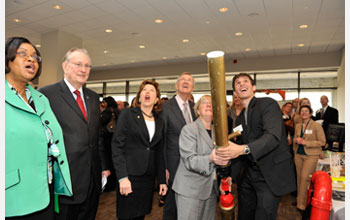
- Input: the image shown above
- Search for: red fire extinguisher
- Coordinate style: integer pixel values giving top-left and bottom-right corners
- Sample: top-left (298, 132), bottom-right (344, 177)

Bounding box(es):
top-left (306, 171), bottom-right (332, 220)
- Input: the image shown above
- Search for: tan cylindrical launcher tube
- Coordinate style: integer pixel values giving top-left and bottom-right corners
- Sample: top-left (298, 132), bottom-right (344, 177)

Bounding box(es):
top-left (207, 51), bottom-right (228, 148)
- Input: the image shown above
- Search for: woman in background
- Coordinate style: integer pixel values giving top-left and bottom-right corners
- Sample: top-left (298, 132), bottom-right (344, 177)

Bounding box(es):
top-left (5, 37), bottom-right (72, 219)
top-left (293, 105), bottom-right (325, 212)
top-left (112, 80), bottom-right (167, 220)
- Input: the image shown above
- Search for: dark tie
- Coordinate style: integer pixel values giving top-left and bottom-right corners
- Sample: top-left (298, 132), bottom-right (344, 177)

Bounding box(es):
top-left (183, 103), bottom-right (191, 124)
top-left (320, 108), bottom-right (324, 118)
top-left (74, 90), bottom-right (88, 122)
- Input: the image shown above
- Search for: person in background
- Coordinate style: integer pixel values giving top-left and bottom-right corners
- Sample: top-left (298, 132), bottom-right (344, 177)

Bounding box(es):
top-left (130, 97), bottom-right (137, 108)
top-left (227, 95), bottom-right (244, 127)
top-left (293, 98), bottom-right (314, 126)
top-left (123, 101), bottom-right (130, 108)
top-left (172, 95), bottom-right (230, 220)
top-left (293, 105), bottom-right (326, 213)
top-left (5, 37), bottom-right (72, 219)
top-left (282, 102), bottom-right (294, 146)
top-left (315, 95), bottom-right (339, 135)
top-left (39, 48), bottom-right (110, 220)
top-left (291, 98), bottom-right (299, 118)
top-left (117, 100), bottom-right (125, 111)
top-left (160, 72), bottom-right (196, 220)
top-left (101, 96), bottom-right (120, 192)
top-left (112, 80), bottom-right (167, 220)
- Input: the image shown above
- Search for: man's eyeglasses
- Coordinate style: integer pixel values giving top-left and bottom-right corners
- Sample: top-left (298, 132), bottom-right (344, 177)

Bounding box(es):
top-left (69, 62), bottom-right (92, 70)
top-left (16, 51), bottom-right (42, 62)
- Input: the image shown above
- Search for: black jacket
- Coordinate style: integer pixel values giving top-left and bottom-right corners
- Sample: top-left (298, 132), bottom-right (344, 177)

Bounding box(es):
top-left (111, 107), bottom-right (166, 183)
top-left (235, 97), bottom-right (296, 196)
top-left (39, 80), bottom-right (106, 204)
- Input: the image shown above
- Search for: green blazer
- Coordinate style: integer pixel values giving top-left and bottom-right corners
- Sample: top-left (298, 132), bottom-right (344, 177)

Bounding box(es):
top-left (5, 80), bottom-right (72, 217)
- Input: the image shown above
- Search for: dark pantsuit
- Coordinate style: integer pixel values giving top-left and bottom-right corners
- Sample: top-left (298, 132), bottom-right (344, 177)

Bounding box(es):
top-left (163, 180), bottom-right (177, 220)
top-left (55, 179), bottom-right (99, 220)
top-left (238, 165), bottom-right (281, 220)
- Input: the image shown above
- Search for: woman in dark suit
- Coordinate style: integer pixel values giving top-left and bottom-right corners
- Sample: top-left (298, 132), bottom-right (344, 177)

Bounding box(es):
top-left (112, 80), bottom-right (167, 220)
top-left (293, 105), bottom-right (326, 212)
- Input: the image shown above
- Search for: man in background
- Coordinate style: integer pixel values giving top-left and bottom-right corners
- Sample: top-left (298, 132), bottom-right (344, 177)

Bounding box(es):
top-left (160, 72), bottom-right (196, 220)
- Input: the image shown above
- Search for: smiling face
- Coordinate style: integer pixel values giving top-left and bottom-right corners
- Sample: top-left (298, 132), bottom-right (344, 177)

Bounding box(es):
top-left (233, 76), bottom-right (256, 100)
top-left (300, 106), bottom-right (312, 121)
top-left (197, 97), bottom-right (213, 120)
top-left (139, 84), bottom-right (158, 108)
top-left (8, 43), bottom-right (39, 83)
top-left (284, 103), bottom-right (292, 115)
top-left (62, 51), bottom-right (90, 89)
top-left (175, 73), bottom-right (194, 97)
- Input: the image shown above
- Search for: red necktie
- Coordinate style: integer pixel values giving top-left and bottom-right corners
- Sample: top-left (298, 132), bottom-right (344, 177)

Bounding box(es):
top-left (74, 90), bottom-right (88, 122)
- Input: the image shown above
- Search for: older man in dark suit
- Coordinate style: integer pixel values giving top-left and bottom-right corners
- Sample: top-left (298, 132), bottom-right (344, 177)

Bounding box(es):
top-left (160, 72), bottom-right (196, 220)
top-left (315, 95), bottom-right (339, 134)
top-left (217, 73), bottom-right (296, 220)
top-left (39, 48), bottom-right (110, 220)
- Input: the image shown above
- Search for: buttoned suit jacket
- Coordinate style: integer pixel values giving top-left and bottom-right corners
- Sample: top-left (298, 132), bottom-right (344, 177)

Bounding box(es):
top-left (159, 97), bottom-right (196, 183)
top-left (235, 97), bottom-right (296, 196)
top-left (111, 107), bottom-right (165, 183)
top-left (39, 79), bottom-right (106, 204)
top-left (172, 118), bottom-right (218, 200)
top-left (315, 106), bottom-right (339, 134)
top-left (293, 119), bottom-right (326, 156)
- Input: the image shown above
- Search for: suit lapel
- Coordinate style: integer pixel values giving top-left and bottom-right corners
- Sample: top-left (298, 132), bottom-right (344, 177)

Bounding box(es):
top-left (132, 108), bottom-right (150, 144)
top-left (196, 119), bottom-right (214, 150)
top-left (189, 101), bottom-right (196, 121)
top-left (58, 80), bottom-right (87, 123)
top-left (5, 82), bottom-right (36, 114)
top-left (169, 97), bottom-right (186, 125)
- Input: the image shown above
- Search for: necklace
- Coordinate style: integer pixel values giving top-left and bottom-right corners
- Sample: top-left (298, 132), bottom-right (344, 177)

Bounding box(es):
top-left (142, 110), bottom-right (153, 118)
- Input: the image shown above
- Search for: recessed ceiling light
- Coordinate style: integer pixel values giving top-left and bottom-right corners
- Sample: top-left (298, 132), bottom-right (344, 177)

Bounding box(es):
top-left (35, 44), bottom-right (41, 48)
top-left (130, 60), bottom-right (136, 62)
top-left (182, 39), bottom-right (189, 43)
top-left (299, 24), bottom-right (308, 29)
top-left (219, 8), bottom-right (228, 13)
top-left (139, 45), bottom-right (145, 48)
top-left (205, 21), bottom-right (210, 24)
top-left (200, 52), bottom-right (206, 56)
top-left (53, 5), bottom-right (62, 10)
top-left (162, 57), bottom-right (167, 60)
top-left (235, 32), bottom-right (243, 36)
top-left (155, 19), bottom-right (163, 23)
top-left (104, 50), bottom-right (109, 54)
top-left (105, 29), bottom-right (112, 33)
top-left (103, 64), bottom-right (107, 66)
top-left (297, 43), bottom-right (305, 47)
top-left (13, 18), bottom-right (22, 23)
top-left (245, 48), bottom-right (251, 51)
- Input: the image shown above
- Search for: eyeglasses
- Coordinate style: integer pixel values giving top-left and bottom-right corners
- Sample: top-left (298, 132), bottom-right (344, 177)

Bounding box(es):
top-left (69, 62), bottom-right (92, 70)
top-left (16, 51), bottom-right (42, 62)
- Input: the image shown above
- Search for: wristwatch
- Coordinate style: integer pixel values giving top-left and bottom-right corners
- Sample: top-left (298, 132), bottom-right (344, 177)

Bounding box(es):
top-left (243, 145), bottom-right (251, 155)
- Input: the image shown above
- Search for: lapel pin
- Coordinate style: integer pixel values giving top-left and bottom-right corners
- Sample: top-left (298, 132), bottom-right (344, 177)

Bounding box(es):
top-left (137, 115), bottom-right (140, 119)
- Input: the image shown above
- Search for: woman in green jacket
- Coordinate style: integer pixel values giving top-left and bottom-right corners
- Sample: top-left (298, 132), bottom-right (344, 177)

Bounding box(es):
top-left (5, 37), bottom-right (72, 219)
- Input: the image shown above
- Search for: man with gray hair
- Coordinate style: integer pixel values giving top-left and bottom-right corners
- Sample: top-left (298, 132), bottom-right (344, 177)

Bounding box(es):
top-left (160, 72), bottom-right (196, 220)
top-left (40, 48), bottom-right (110, 220)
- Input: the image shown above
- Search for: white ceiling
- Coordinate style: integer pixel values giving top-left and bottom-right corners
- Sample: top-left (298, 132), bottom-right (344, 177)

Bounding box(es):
top-left (5, 0), bottom-right (345, 68)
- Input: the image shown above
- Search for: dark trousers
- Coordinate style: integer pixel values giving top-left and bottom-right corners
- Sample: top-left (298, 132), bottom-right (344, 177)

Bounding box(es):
top-left (118, 216), bottom-right (144, 220)
top-left (55, 179), bottom-right (99, 220)
top-left (238, 165), bottom-right (281, 220)
top-left (163, 179), bottom-right (177, 220)
top-left (6, 184), bottom-right (54, 220)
